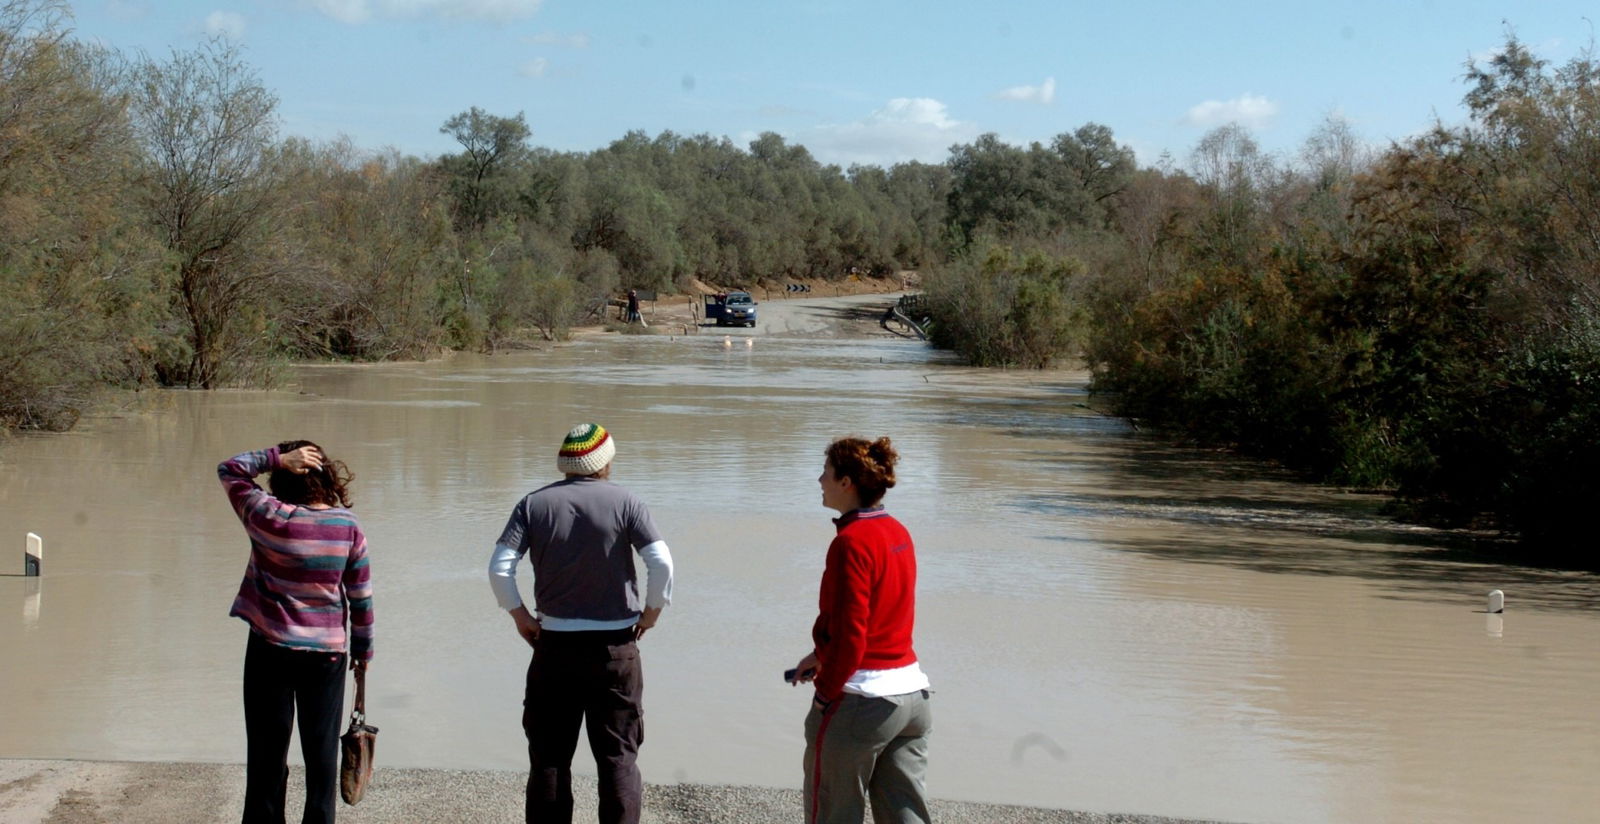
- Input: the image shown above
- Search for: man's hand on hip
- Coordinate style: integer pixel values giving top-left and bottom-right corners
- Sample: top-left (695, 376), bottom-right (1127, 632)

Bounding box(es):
top-left (633, 606), bottom-right (663, 641)
top-left (510, 604), bottom-right (541, 647)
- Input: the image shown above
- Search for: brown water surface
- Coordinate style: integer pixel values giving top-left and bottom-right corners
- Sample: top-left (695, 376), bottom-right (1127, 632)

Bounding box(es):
top-left (2, 311), bottom-right (1597, 823)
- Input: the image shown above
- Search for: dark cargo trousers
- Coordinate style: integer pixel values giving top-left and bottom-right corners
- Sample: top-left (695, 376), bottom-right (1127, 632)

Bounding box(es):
top-left (523, 628), bottom-right (644, 824)
top-left (803, 689), bottom-right (933, 824)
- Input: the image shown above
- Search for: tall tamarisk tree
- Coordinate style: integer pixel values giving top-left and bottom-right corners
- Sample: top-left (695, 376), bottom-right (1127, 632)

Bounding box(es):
top-left (439, 106), bottom-right (531, 230)
top-left (129, 39), bottom-right (283, 388)
top-left (0, 0), bottom-right (157, 428)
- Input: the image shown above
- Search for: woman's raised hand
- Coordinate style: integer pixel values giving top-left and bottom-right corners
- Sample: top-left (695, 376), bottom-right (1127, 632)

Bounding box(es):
top-left (280, 446), bottom-right (325, 475)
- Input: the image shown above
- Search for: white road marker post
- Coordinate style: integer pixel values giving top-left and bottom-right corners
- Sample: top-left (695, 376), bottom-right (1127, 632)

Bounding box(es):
top-left (24, 532), bottom-right (41, 577)
top-left (1487, 589), bottom-right (1504, 614)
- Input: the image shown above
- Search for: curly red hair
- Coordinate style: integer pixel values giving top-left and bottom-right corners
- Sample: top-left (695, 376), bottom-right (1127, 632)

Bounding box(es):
top-left (824, 436), bottom-right (898, 507)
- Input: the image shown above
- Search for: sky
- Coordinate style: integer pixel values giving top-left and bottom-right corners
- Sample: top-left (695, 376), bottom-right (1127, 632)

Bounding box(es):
top-left (62, 0), bottom-right (1598, 169)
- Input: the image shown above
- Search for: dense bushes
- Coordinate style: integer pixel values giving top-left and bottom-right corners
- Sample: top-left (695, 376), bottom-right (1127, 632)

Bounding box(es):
top-left (0, 1), bottom-right (163, 429)
top-left (1077, 40), bottom-right (1600, 557)
top-left (924, 124), bottom-right (1132, 369)
top-left (925, 243), bottom-right (1087, 368)
top-left (917, 38), bottom-right (1600, 554)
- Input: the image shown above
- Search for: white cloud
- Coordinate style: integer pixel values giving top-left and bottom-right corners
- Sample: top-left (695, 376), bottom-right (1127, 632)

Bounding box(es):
top-left (996, 77), bottom-right (1056, 105)
top-left (523, 31), bottom-right (590, 48)
top-left (307, 0), bottom-right (543, 24)
top-left (203, 11), bottom-right (246, 40)
top-left (802, 98), bottom-right (979, 166)
top-left (1183, 94), bottom-right (1278, 130)
top-left (519, 57), bottom-right (548, 78)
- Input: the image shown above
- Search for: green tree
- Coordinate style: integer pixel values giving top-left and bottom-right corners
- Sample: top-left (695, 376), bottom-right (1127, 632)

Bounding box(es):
top-left (274, 139), bottom-right (454, 360)
top-left (1054, 123), bottom-right (1136, 211)
top-left (946, 126), bottom-right (1135, 247)
top-left (0, 0), bottom-right (161, 428)
top-left (946, 134), bottom-right (1047, 242)
top-left (439, 107), bottom-right (531, 230)
top-left (128, 38), bottom-right (284, 388)
top-left (1187, 123), bottom-right (1273, 268)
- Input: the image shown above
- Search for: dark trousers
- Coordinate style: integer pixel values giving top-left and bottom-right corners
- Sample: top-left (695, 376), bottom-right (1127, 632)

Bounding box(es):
top-left (523, 628), bottom-right (644, 824)
top-left (242, 631), bottom-right (347, 824)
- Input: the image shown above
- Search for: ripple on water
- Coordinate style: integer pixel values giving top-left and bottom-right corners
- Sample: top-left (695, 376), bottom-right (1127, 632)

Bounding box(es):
top-left (317, 398), bottom-right (482, 408)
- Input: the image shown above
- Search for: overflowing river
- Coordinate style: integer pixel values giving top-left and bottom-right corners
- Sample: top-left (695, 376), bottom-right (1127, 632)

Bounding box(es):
top-left (2, 296), bottom-right (1597, 823)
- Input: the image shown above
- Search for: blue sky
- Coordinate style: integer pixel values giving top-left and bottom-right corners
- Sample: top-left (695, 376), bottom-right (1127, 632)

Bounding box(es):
top-left (68, 1), bottom-right (1595, 169)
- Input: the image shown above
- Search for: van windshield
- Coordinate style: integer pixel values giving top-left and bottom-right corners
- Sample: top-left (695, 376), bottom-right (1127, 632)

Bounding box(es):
top-left (727, 295), bottom-right (752, 305)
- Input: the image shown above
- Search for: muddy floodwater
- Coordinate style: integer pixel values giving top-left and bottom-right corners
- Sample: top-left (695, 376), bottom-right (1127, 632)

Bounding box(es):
top-left (3, 301), bottom-right (1598, 824)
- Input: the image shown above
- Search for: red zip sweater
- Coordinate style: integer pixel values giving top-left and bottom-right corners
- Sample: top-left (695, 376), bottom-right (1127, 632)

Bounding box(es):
top-left (811, 507), bottom-right (919, 703)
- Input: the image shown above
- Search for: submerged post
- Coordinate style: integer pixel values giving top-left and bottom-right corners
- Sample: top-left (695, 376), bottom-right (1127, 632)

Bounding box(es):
top-left (1487, 589), bottom-right (1504, 614)
top-left (24, 532), bottom-right (41, 577)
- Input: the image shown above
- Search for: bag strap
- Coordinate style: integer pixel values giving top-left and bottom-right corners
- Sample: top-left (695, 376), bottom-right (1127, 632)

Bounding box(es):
top-left (351, 665), bottom-right (367, 722)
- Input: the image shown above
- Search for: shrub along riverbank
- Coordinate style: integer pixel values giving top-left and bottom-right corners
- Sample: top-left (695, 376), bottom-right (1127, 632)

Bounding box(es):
top-left (1, 1), bottom-right (1591, 555)
top-left (921, 40), bottom-right (1600, 560)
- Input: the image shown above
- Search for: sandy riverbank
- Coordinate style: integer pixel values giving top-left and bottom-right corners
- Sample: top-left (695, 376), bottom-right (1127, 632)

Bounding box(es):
top-left (0, 759), bottom-right (1231, 824)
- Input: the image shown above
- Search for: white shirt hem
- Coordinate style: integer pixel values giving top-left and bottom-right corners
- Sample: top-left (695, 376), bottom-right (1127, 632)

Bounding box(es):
top-left (842, 662), bottom-right (930, 697)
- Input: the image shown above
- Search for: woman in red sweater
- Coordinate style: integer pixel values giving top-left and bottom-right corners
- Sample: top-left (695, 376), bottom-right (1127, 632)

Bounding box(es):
top-left (791, 436), bottom-right (932, 824)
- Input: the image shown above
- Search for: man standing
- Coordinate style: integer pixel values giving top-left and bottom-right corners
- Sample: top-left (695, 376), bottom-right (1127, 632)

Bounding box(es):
top-left (626, 289), bottom-right (643, 325)
top-left (489, 423), bottom-right (675, 824)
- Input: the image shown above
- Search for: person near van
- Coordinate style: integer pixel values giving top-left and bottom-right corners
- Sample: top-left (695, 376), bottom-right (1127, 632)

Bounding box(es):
top-left (220, 441), bottom-right (373, 824)
top-left (489, 423), bottom-right (675, 824)
top-left (790, 436), bottom-right (932, 824)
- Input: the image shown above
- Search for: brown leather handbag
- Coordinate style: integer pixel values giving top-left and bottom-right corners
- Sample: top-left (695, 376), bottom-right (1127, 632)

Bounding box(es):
top-left (339, 666), bottom-right (379, 805)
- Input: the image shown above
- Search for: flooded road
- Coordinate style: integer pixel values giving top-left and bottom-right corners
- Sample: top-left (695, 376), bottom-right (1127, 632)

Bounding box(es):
top-left (2, 296), bottom-right (1597, 823)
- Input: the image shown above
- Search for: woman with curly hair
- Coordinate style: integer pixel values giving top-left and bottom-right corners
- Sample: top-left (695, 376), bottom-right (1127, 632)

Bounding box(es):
top-left (791, 436), bottom-right (932, 824)
top-left (218, 440), bottom-right (374, 824)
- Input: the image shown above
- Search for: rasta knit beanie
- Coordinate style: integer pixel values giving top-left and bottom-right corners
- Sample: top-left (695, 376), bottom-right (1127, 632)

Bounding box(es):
top-left (557, 423), bottom-right (615, 476)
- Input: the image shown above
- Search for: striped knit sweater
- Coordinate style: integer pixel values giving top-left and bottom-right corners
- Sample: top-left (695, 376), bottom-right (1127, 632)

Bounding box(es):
top-left (220, 447), bottom-right (374, 661)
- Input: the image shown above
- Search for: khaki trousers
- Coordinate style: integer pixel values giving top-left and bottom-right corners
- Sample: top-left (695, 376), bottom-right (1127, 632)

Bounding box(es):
top-left (803, 690), bottom-right (933, 824)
